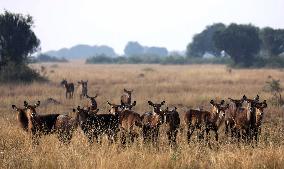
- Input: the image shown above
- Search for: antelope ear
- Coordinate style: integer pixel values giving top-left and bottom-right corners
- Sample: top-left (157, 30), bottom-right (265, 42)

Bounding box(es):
top-left (34, 101), bottom-right (40, 107)
top-left (107, 101), bottom-right (112, 106)
top-left (24, 101), bottom-right (28, 107)
top-left (124, 88), bottom-right (127, 92)
top-left (161, 101), bottom-right (165, 105)
top-left (94, 94), bottom-right (98, 98)
top-left (220, 100), bottom-right (225, 105)
top-left (225, 104), bottom-right (229, 109)
top-left (86, 95), bottom-right (90, 98)
top-left (242, 95), bottom-right (247, 100)
top-left (77, 106), bottom-right (81, 110)
top-left (12, 105), bottom-right (17, 110)
top-left (72, 108), bottom-right (76, 112)
top-left (174, 107), bottom-right (177, 111)
top-left (262, 100), bottom-right (267, 108)
top-left (148, 101), bottom-right (153, 106)
top-left (210, 100), bottom-right (214, 105)
top-left (132, 101), bottom-right (137, 106)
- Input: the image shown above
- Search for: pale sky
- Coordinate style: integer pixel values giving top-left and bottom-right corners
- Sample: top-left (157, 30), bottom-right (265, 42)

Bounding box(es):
top-left (1, 0), bottom-right (283, 54)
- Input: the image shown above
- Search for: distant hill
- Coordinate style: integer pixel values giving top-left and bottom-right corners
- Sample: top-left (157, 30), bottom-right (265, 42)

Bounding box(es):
top-left (124, 41), bottom-right (169, 57)
top-left (45, 44), bottom-right (117, 59)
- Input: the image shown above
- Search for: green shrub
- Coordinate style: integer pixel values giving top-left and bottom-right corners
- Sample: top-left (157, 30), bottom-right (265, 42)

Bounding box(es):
top-left (0, 62), bottom-right (47, 83)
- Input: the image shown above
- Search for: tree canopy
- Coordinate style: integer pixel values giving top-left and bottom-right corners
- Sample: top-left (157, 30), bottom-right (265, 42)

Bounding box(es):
top-left (213, 23), bottom-right (261, 67)
top-left (186, 23), bottom-right (225, 57)
top-left (0, 10), bottom-right (40, 68)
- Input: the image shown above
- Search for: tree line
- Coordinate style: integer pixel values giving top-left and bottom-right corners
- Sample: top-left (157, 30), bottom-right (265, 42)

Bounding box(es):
top-left (1, 10), bottom-right (284, 82)
top-left (186, 23), bottom-right (284, 67)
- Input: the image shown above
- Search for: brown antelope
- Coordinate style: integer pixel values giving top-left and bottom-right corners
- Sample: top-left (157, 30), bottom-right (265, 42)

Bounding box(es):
top-left (226, 95), bottom-right (260, 142)
top-left (251, 100), bottom-right (267, 142)
top-left (121, 89), bottom-right (133, 106)
top-left (61, 79), bottom-right (75, 99)
top-left (75, 106), bottom-right (119, 144)
top-left (162, 107), bottom-right (180, 146)
top-left (225, 97), bottom-right (246, 137)
top-left (184, 100), bottom-right (228, 143)
top-left (11, 101), bottom-right (30, 132)
top-left (107, 101), bottom-right (142, 145)
top-left (77, 80), bottom-right (88, 99)
top-left (141, 101), bottom-right (165, 145)
top-left (86, 94), bottom-right (98, 112)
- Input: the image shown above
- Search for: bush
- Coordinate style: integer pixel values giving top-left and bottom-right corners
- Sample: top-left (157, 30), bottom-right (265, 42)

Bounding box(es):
top-left (86, 55), bottom-right (114, 64)
top-left (37, 54), bottom-right (68, 63)
top-left (0, 62), bottom-right (47, 83)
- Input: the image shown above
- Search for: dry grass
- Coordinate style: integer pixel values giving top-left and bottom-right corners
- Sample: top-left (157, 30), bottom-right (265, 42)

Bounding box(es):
top-left (1, 61), bottom-right (284, 169)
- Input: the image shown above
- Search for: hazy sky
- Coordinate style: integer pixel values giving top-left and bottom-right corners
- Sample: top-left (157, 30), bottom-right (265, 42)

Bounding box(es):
top-left (1, 0), bottom-right (284, 54)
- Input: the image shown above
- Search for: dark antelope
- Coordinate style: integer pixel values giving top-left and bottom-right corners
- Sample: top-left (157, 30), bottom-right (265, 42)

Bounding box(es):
top-left (61, 79), bottom-right (74, 99)
top-left (12, 101), bottom-right (78, 145)
top-left (162, 107), bottom-right (180, 146)
top-left (75, 106), bottom-right (119, 144)
top-left (78, 80), bottom-right (88, 99)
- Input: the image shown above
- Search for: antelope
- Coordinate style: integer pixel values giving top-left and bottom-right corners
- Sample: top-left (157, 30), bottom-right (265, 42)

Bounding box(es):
top-left (107, 101), bottom-right (142, 145)
top-left (75, 106), bottom-right (119, 144)
top-left (12, 101), bottom-right (78, 145)
top-left (121, 89), bottom-right (133, 106)
top-left (162, 107), bottom-right (180, 146)
top-left (226, 95), bottom-right (260, 142)
top-left (251, 100), bottom-right (267, 142)
top-left (184, 100), bottom-right (228, 143)
top-left (11, 101), bottom-right (29, 132)
top-left (61, 79), bottom-right (74, 99)
top-left (225, 97), bottom-right (246, 137)
top-left (78, 80), bottom-right (88, 99)
top-left (141, 101), bottom-right (165, 145)
top-left (86, 94), bottom-right (98, 112)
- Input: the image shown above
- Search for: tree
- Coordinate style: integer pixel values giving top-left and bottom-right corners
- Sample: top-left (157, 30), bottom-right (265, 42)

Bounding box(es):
top-left (213, 23), bottom-right (261, 67)
top-left (124, 41), bottom-right (144, 57)
top-left (186, 23), bottom-right (225, 57)
top-left (0, 10), bottom-right (43, 82)
top-left (0, 10), bottom-right (40, 68)
top-left (260, 27), bottom-right (284, 57)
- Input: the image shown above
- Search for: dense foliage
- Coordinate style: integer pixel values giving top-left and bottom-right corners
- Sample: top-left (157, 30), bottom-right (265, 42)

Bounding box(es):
top-left (0, 10), bottom-right (44, 82)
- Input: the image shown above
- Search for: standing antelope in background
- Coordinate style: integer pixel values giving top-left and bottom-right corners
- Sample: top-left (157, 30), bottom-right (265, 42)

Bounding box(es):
top-left (86, 94), bottom-right (98, 112)
top-left (61, 79), bottom-right (74, 99)
top-left (121, 89), bottom-right (133, 106)
top-left (78, 80), bottom-right (88, 99)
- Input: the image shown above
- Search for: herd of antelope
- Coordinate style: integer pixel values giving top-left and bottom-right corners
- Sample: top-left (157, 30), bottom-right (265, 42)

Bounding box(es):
top-left (11, 79), bottom-right (267, 147)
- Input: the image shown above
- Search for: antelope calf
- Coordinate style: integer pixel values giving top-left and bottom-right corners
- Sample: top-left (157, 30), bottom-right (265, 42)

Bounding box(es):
top-left (141, 101), bottom-right (165, 145)
top-left (61, 79), bottom-right (74, 99)
top-left (78, 80), bottom-right (88, 99)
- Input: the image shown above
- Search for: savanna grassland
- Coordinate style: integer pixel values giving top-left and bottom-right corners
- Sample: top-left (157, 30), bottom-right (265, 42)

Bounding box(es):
top-left (0, 61), bottom-right (284, 169)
